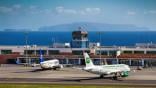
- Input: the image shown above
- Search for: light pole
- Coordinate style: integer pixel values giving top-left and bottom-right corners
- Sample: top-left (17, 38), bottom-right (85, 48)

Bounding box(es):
top-left (97, 32), bottom-right (102, 65)
top-left (97, 32), bottom-right (107, 65)
top-left (25, 32), bottom-right (29, 65)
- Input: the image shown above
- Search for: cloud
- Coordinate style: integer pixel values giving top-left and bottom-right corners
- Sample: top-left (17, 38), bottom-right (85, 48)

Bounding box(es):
top-left (28, 5), bottom-right (49, 14)
top-left (0, 5), bottom-right (41, 15)
top-left (29, 5), bottom-right (37, 10)
top-left (79, 10), bottom-right (86, 15)
top-left (27, 6), bottom-right (54, 15)
top-left (84, 8), bottom-right (101, 14)
top-left (148, 10), bottom-right (156, 14)
top-left (64, 9), bottom-right (77, 14)
top-left (0, 4), bottom-right (21, 14)
top-left (55, 6), bottom-right (63, 13)
top-left (44, 9), bottom-right (52, 14)
top-left (0, 5), bottom-right (101, 16)
top-left (28, 5), bottom-right (40, 14)
top-left (144, 10), bottom-right (156, 14)
top-left (55, 6), bottom-right (101, 15)
top-left (127, 11), bottom-right (136, 16)
top-left (56, 6), bottom-right (77, 14)
top-left (0, 6), bottom-right (13, 13)
top-left (13, 4), bottom-right (21, 9)
top-left (144, 10), bottom-right (156, 15)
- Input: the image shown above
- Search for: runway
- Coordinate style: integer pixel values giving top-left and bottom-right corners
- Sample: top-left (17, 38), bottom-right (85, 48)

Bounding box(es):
top-left (0, 64), bottom-right (156, 86)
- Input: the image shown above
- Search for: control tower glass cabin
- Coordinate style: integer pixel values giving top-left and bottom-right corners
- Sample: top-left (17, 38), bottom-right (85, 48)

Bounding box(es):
top-left (71, 27), bottom-right (89, 48)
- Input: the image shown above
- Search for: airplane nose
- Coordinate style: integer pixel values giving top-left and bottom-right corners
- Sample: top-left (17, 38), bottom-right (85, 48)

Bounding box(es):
top-left (125, 65), bottom-right (130, 71)
top-left (127, 67), bottom-right (130, 71)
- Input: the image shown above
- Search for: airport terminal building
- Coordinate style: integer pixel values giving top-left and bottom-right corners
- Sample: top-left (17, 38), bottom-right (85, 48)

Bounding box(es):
top-left (0, 29), bottom-right (156, 67)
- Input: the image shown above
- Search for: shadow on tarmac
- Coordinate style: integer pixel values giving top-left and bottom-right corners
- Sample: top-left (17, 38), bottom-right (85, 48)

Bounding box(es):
top-left (59, 76), bottom-right (123, 82)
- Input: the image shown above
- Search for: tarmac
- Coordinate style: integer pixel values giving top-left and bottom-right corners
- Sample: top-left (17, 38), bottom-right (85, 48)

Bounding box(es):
top-left (0, 64), bottom-right (156, 86)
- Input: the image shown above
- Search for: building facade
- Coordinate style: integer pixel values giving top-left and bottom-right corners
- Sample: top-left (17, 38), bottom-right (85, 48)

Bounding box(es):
top-left (0, 30), bottom-right (156, 67)
top-left (0, 45), bottom-right (156, 67)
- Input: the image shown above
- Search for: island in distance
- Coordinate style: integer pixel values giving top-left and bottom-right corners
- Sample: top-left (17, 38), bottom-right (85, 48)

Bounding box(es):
top-left (38, 22), bottom-right (149, 31)
top-left (2, 22), bottom-right (149, 32)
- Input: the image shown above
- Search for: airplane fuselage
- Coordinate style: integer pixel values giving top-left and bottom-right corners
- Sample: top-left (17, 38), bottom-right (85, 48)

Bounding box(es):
top-left (40, 59), bottom-right (62, 70)
top-left (84, 64), bottom-right (130, 77)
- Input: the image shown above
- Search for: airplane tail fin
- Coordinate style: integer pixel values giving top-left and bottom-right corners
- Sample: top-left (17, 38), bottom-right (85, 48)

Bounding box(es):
top-left (39, 49), bottom-right (44, 63)
top-left (83, 52), bottom-right (94, 67)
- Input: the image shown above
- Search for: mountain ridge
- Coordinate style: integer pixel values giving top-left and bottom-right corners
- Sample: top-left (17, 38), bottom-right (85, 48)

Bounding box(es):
top-left (38, 22), bottom-right (149, 31)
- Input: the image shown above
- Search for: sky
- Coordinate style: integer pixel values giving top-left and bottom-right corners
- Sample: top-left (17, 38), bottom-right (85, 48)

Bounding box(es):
top-left (0, 0), bottom-right (156, 31)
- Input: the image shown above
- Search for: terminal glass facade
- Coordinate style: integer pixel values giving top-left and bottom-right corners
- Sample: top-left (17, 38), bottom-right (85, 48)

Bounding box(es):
top-left (1, 50), bottom-right (12, 54)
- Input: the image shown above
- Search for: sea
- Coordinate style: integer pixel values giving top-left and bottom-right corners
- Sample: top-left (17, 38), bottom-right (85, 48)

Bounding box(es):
top-left (0, 31), bottom-right (156, 46)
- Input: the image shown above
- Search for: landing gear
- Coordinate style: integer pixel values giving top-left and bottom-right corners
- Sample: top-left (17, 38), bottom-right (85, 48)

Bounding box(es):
top-left (53, 67), bottom-right (57, 70)
top-left (112, 76), bottom-right (118, 80)
top-left (100, 74), bottom-right (104, 78)
top-left (53, 67), bottom-right (60, 70)
top-left (112, 73), bottom-right (118, 80)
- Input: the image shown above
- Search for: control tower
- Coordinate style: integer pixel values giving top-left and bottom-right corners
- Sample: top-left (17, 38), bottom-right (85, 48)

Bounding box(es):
top-left (71, 27), bottom-right (89, 48)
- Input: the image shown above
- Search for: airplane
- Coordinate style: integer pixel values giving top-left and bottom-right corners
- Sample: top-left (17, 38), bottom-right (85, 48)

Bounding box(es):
top-left (82, 52), bottom-right (130, 80)
top-left (39, 49), bottom-right (63, 70)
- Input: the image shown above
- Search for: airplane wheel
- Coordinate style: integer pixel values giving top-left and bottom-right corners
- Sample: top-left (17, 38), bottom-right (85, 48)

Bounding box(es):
top-left (53, 68), bottom-right (60, 70)
top-left (53, 68), bottom-right (57, 70)
top-left (100, 75), bottom-right (104, 78)
top-left (56, 68), bottom-right (60, 71)
top-left (113, 73), bottom-right (118, 80)
top-left (112, 76), bottom-right (118, 80)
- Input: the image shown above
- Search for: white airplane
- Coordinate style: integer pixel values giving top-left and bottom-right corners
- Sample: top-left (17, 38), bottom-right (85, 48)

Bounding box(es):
top-left (82, 52), bottom-right (130, 79)
top-left (39, 49), bottom-right (63, 70)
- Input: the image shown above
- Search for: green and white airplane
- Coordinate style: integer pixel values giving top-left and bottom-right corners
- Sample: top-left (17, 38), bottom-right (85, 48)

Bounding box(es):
top-left (83, 52), bottom-right (130, 79)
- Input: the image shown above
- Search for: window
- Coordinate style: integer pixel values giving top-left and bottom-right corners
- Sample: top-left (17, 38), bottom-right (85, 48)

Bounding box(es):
top-left (146, 51), bottom-right (156, 54)
top-left (48, 50), bottom-right (59, 55)
top-left (1, 50), bottom-right (12, 54)
top-left (123, 51), bottom-right (133, 54)
top-left (134, 51), bottom-right (144, 54)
